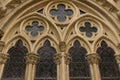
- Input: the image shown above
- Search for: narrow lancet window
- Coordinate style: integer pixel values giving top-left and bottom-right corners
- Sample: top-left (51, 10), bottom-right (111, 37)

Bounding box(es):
top-left (69, 40), bottom-right (91, 80)
top-left (97, 41), bottom-right (120, 80)
top-left (35, 40), bottom-right (57, 80)
top-left (2, 39), bottom-right (28, 80)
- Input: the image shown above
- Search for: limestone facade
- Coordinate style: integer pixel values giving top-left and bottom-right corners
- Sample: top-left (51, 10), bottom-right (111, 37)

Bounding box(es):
top-left (0, 0), bottom-right (120, 80)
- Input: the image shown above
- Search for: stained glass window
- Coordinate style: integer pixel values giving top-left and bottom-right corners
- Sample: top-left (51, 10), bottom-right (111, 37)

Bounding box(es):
top-left (69, 40), bottom-right (91, 80)
top-left (50, 4), bottom-right (73, 22)
top-left (97, 41), bottom-right (120, 80)
top-left (25, 21), bottom-right (44, 37)
top-left (2, 39), bottom-right (28, 80)
top-left (35, 40), bottom-right (57, 80)
top-left (79, 22), bottom-right (97, 38)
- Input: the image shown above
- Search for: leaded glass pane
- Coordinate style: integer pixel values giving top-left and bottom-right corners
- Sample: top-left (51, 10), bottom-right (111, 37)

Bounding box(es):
top-left (35, 40), bottom-right (57, 80)
top-left (2, 39), bottom-right (28, 80)
top-left (97, 41), bottom-right (120, 80)
top-left (69, 40), bottom-right (91, 80)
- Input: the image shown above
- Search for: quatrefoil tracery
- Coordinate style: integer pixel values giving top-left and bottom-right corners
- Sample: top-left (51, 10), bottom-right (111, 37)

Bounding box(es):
top-left (79, 22), bottom-right (98, 38)
top-left (50, 4), bottom-right (73, 22)
top-left (45, 1), bottom-right (77, 24)
top-left (25, 21), bottom-right (45, 37)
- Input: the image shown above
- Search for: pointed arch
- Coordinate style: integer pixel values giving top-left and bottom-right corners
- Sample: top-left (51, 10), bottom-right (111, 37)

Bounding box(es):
top-left (68, 40), bottom-right (91, 80)
top-left (66, 35), bottom-right (91, 53)
top-left (3, 35), bottom-right (31, 53)
top-left (2, 39), bottom-right (28, 80)
top-left (35, 39), bottom-right (57, 79)
top-left (96, 40), bottom-right (120, 80)
top-left (93, 36), bottom-right (118, 54)
top-left (33, 35), bottom-right (59, 53)
top-left (64, 14), bottom-right (120, 43)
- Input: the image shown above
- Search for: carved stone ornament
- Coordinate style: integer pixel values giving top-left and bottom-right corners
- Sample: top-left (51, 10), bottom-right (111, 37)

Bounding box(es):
top-left (54, 53), bottom-right (62, 64)
top-left (86, 53), bottom-right (100, 64)
top-left (25, 53), bottom-right (39, 64)
top-left (0, 53), bottom-right (9, 64)
top-left (64, 53), bottom-right (71, 65)
top-left (59, 42), bottom-right (66, 52)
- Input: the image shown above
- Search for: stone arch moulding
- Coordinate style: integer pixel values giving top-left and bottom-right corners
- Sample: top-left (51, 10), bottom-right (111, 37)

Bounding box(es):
top-left (64, 14), bottom-right (119, 42)
top-left (3, 35), bottom-right (31, 54)
top-left (2, 13), bottom-right (61, 42)
top-left (93, 36), bottom-right (118, 55)
top-left (33, 36), bottom-right (59, 54)
top-left (66, 36), bottom-right (91, 54)
top-left (1, 0), bottom-right (120, 41)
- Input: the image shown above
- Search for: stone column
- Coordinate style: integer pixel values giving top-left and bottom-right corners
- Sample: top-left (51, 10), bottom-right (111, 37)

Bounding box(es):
top-left (86, 53), bottom-right (101, 80)
top-left (25, 53), bottom-right (39, 80)
top-left (54, 52), bottom-right (71, 80)
top-left (56, 42), bottom-right (71, 80)
top-left (54, 53), bottom-right (61, 80)
top-left (0, 41), bottom-right (9, 79)
top-left (0, 53), bottom-right (9, 79)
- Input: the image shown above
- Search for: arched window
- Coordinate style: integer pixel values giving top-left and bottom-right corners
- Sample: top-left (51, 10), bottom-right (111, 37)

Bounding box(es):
top-left (69, 40), bottom-right (91, 80)
top-left (35, 40), bottom-right (57, 80)
top-left (97, 41), bottom-right (120, 80)
top-left (2, 39), bottom-right (28, 80)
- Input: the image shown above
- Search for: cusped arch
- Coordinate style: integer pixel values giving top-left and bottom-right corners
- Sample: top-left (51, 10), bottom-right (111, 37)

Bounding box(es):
top-left (64, 14), bottom-right (119, 42)
top-left (3, 35), bottom-right (31, 53)
top-left (33, 35), bottom-right (59, 53)
top-left (66, 36), bottom-right (91, 53)
top-left (2, 12), bottom-right (61, 42)
top-left (93, 36), bottom-right (118, 55)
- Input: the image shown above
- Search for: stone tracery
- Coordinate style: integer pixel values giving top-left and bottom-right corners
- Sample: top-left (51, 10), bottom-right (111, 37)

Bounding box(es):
top-left (0, 0), bottom-right (120, 80)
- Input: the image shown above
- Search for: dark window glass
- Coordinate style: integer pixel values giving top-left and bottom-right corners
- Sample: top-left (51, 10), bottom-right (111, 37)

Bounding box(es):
top-left (25, 21), bottom-right (44, 37)
top-left (35, 40), bottom-right (57, 80)
top-left (69, 40), bottom-right (91, 80)
top-left (97, 41), bottom-right (120, 80)
top-left (79, 22), bottom-right (97, 38)
top-left (2, 39), bottom-right (28, 80)
top-left (50, 4), bottom-right (73, 22)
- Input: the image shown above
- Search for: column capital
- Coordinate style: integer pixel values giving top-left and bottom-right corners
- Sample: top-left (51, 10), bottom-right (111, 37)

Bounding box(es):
top-left (25, 53), bottom-right (39, 64)
top-left (54, 53), bottom-right (62, 64)
top-left (115, 54), bottom-right (120, 64)
top-left (86, 53), bottom-right (100, 64)
top-left (64, 53), bottom-right (71, 65)
top-left (54, 53), bottom-right (71, 65)
top-left (0, 53), bottom-right (9, 64)
top-left (59, 42), bottom-right (66, 52)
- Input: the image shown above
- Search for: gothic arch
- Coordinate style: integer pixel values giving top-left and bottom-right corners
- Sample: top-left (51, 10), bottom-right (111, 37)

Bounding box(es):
top-left (94, 36), bottom-right (118, 55)
top-left (3, 36), bottom-right (30, 53)
top-left (66, 36), bottom-right (91, 53)
top-left (0, 0), bottom-right (120, 80)
top-left (33, 36), bottom-right (59, 53)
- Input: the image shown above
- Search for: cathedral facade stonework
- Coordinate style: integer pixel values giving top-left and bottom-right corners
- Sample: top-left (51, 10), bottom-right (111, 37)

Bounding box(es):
top-left (0, 0), bottom-right (120, 80)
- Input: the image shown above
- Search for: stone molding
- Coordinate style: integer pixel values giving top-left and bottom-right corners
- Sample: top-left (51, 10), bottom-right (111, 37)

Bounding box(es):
top-left (54, 53), bottom-right (71, 65)
top-left (115, 54), bottom-right (120, 64)
top-left (54, 53), bottom-right (62, 64)
top-left (0, 0), bottom-right (119, 20)
top-left (0, 53), bottom-right (9, 64)
top-left (86, 53), bottom-right (100, 64)
top-left (25, 53), bottom-right (39, 64)
top-left (64, 53), bottom-right (71, 65)
top-left (59, 42), bottom-right (66, 52)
